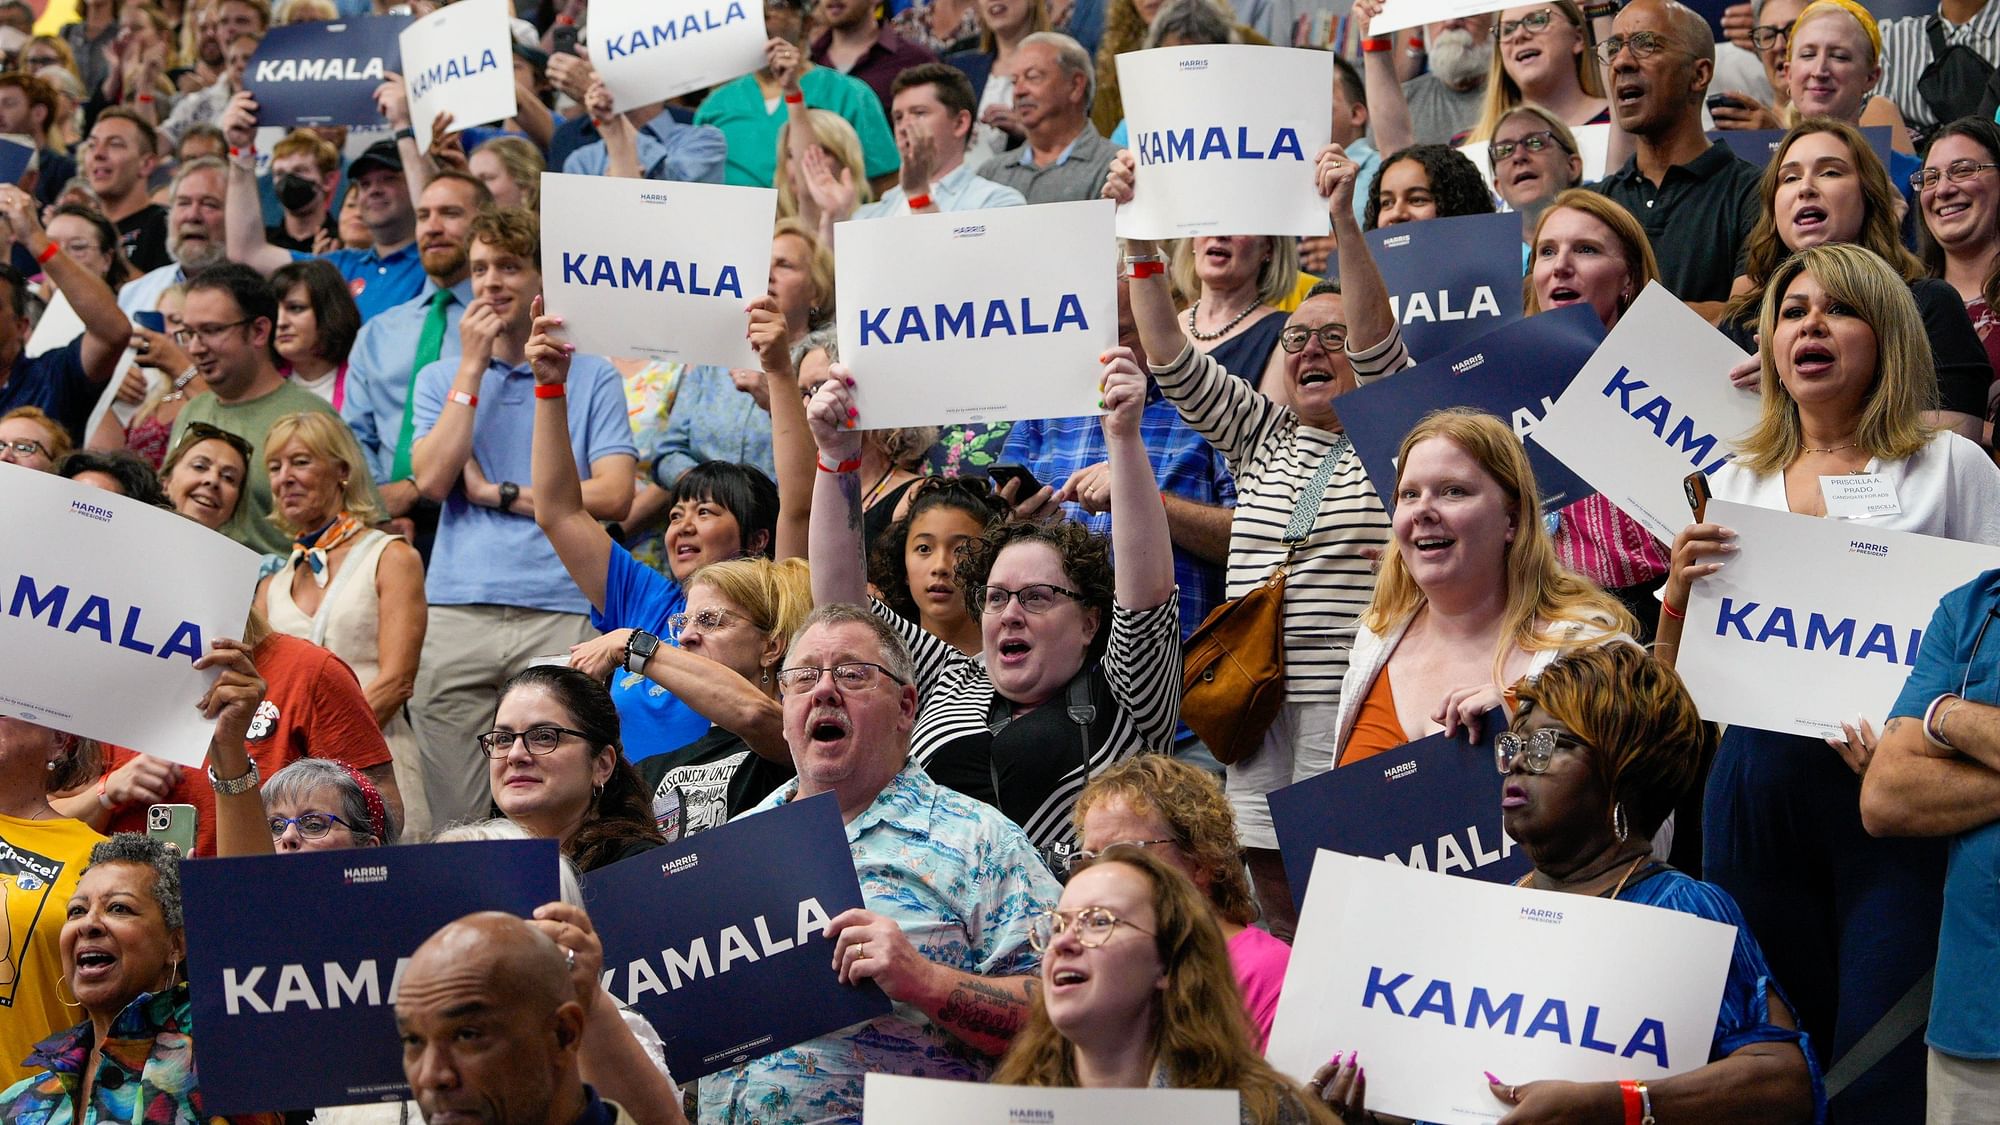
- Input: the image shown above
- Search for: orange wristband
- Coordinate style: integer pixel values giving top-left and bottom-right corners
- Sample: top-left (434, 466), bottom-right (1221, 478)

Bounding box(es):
top-left (534, 382), bottom-right (566, 399)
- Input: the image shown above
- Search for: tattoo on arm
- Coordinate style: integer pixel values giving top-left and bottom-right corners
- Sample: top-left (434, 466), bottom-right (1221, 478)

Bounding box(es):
top-left (840, 471), bottom-right (862, 534)
top-left (935, 976), bottom-right (1031, 1050)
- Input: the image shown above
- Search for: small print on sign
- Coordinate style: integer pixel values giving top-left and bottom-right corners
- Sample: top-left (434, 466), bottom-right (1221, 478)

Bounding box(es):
top-left (1821, 474), bottom-right (1901, 520)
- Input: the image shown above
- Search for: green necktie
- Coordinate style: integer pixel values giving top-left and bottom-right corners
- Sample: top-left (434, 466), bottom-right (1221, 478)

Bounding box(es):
top-left (390, 287), bottom-right (456, 483)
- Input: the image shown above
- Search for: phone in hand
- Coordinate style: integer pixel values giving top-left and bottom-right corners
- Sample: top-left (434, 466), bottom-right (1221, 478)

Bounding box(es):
top-left (986, 463), bottom-right (1043, 500)
top-left (147, 803), bottom-right (197, 856)
top-left (551, 23), bottom-right (581, 56)
top-left (1706, 93), bottom-right (1750, 113)
top-left (1684, 471), bottom-right (1712, 523)
top-left (134, 310), bottom-right (165, 333)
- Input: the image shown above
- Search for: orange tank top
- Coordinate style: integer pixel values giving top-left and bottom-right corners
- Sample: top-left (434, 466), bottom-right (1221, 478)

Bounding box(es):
top-left (1342, 668), bottom-right (1411, 767)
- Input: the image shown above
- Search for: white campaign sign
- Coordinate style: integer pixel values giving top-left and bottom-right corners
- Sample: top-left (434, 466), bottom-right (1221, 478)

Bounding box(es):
top-left (401, 0), bottom-right (517, 151)
top-left (538, 172), bottom-right (774, 368)
top-left (835, 199), bottom-right (1116, 430)
top-left (1531, 284), bottom-right (1759, 543)
top-left (0, 467), bottom-right (260, 766)
top-left (1676, 500), bottom-right (2000, 739)
top-left (863, 1074), bottom-right (1237, 1124)
top-left (590, 0), bottom-right (767, 112)
top-left (1268, 852), bottom-right (1736, 1125)
top-left (1461, 123), bottom-right (1613, 201)
top-left (1371, 0), bottom-right (1518, 34)
top-left (1114, 45), bottom-right (1331, 238)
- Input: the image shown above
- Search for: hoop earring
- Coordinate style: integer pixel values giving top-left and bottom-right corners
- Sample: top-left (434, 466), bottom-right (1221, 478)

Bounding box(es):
top-left (1612, 801), bottom-right (1630, 844)
top-left (592, 783), bottom-right (604, 800)
top-left (55, 974), bottom-right (81, 1009)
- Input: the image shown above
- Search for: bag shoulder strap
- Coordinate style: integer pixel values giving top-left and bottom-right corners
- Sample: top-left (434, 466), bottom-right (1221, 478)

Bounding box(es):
top-left (1824, 969), bottom-right (1934, 1099)
top-left (1284, 435), bottom-right (1351, 546)
top-left (1929, 14), bottom-right (1950, 55)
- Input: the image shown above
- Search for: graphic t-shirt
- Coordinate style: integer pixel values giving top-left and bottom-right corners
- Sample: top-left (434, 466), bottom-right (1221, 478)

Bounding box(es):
top-left (638, 728), bottom-right (792, 839)
top-left (0, 814), bottom-right (105, 1086)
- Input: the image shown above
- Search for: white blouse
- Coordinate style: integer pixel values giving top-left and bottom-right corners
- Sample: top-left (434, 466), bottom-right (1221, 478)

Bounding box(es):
top-left (1707, 431), bottom-right (2000, 545)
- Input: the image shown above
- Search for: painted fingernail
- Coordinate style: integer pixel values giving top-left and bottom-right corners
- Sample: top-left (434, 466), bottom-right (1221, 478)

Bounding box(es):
top-left (1483, 1072), bottom-right (1500, 1085)
top-left (846, 419), bottom-right (855, 429)
top-left (847, 407), bottom-right (858, 418)
top-left (844, 376), bottom-right (855, 387)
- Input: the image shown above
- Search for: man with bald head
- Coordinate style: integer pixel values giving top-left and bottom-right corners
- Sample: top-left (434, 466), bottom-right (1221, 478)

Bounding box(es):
top-left (1589, 0), bottom-right (1762, 308)
top-left (397, 912), bottom-right (637, 1125)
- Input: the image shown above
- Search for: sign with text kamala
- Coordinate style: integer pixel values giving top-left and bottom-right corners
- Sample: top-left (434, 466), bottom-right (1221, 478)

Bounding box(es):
top-left (591, 0), bottom-right (768, 111)
top-left (1531, 284), bottom-right (1760, 545)
top-left (0, 466), bottom-right (259, 766)
top-left (837, 199), bottom-right (1116, 429)
top-left (539, 172), bottom-right (773, 368)
top-left (246, 15), bottom-right (409, 127)
top-left (584, 791), bottom-right (890, 1079)
top-left (864, 1075), bottom-right (1238, 1124)
top-left (183, 838), bottom-right (559, 1113)
top-left (1677, 500), bottom-right (2000, 740)
top-left (1267, 853), bottom-right (1735, 1124)
top-left (1366, 210), bottom-right (1524, 360)
top-left (401, 0), bottom-right (516, 151)
top-left (1114, 45), bottom-right (1330, 239)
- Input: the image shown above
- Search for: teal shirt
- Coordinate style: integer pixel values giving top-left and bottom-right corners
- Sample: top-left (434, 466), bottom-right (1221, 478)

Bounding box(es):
top-left (693, 67), bottom-right (899, 187)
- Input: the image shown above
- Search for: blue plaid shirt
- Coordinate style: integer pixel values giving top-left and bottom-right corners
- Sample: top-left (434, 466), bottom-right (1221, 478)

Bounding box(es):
top-left (1000, 386), bottom-right (1235, 639)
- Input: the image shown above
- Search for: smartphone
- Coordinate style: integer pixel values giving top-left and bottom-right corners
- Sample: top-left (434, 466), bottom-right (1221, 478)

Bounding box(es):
top-left (134, 310), bottom-right (165, 333)
top-left (1683, 471), bottom-right (1711, 523)
top-left (551, 23), bottom-right (580, 56)
top-left (147, 803), bottom-right (197, 856)
top-left (986, 463), bottom-right (1043, 499)
top-left (1706, 93), bottom-right (1749, 113)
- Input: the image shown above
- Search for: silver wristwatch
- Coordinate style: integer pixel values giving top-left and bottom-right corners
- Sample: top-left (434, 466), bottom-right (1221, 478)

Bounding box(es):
top-left (207, 757), bottom-right (261, 797)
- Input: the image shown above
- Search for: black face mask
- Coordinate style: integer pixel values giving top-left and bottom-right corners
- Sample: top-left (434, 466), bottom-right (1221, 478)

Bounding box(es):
top-left (274, 174), bottom-right (319, 213)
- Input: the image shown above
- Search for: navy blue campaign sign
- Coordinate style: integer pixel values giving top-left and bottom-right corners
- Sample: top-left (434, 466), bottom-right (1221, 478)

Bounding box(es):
top-left (1269, 711), bottom-right (1530, 914)
top-left (246, 15), bottom-right (411, 126)
top-left (1364, 210), bottom-right (1525, 361)
top-left (0, 137), bottom-right (34, 185)
top-left (584, 790), bottom-right (890, 1079)
top-left (1335, 302), bottom-right (1603, 512)
top-left (181, 838), bottom-right (559, 1114)
top-left (1708, 125), bottom-right (1893, 171)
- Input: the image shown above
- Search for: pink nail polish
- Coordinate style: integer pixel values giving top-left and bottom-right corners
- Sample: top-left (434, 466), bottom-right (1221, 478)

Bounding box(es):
top-left (1483, 1071), bottom-right (1500, 1085)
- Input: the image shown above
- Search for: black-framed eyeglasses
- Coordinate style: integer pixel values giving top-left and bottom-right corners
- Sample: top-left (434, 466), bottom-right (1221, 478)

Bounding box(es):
top-left (1062, 838), bottom-right (1178, 876)
top-left (1748, 21), bottom-right (1794, 49)
top-left (666, 607), bottom-right (746, 641)
top-left (976, 583), bottom-right (1083, 615)
top-left (1492, 130), bottom-right (1570, 161)
top-left (1494, 727), bottom-right (1592, 775)
top-left (268, 812), bottom-right (355, 840)
top-left (1279, 323), bottom-right (1348, 353)
top-left (1595, 31), bottom-right (1684, 64)
top-left (2, 438), bottom-right (48, 458)
top-left (1028, 906), bottom-right (1156, 951)
top-left (773, 661), bottom-right (907, 694)
top-left (1493, 8), bottom-right (1558, 40)
top-left (173, 317), bottom-right (253, 347)
top-left (476, 725), bottom-right (593, 757)
top-left (1910, 159), bottom-right (2000, 192)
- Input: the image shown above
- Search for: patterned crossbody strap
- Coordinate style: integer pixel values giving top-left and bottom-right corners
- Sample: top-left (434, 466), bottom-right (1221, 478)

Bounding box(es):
top-left (1281, 435), bottom-right (1352, 558)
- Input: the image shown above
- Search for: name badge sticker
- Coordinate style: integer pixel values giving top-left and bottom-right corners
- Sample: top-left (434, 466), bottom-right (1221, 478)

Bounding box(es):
top-left (1821, 473), bottom-right (1901, 519)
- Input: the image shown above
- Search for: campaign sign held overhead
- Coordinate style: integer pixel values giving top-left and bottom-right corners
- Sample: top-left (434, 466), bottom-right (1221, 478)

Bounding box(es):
top-left (1114, 45), bottom-right (1331, 239)
top-left (401, 0), bottom-right (517, 151)
top-left (246, 15), bottom-right (409, 127)
top-left (182, 839), bottom-right (560, 1113)
top-left (864, 1074), bottom-right (1239, 1124)
top-left (1335, 303), bottom-right (1603, 511)
top-left (1531, 284), bottom-right (1759, 545)
top-left (585, 791), bottom-right (891, 1079)
top-left (591, 0), bottom-right (768, 111)
top-left (1677, 499), bottom-right (2000, 739)
top-left (538, 172), bottom-right (774, 369)
top-left (1369, 0), bottom-right (1520, 33)
top-left (1267, 853), bottom-right (1737, 1123)
top-left (837, 199), bottom-right (1116, 429)
top-left (1709, 125), bottom-right (1894, 171)
top-left (1365, 211), bottom-right (1524, 360)
top-left (1269, 713), bottom-right (1528, 914)
top-left (0, 467), bottom-right (259, 766)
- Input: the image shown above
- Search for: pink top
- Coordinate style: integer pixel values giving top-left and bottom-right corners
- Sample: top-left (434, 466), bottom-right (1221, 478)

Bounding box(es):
top-left (1553, 494), bottom-right (1669, 591)
top-left (1228, 924), bottom-right (1291, 1052)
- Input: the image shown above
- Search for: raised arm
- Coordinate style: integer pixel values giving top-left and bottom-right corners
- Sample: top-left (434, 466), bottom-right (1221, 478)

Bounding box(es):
top-left (752, 297), bottom-right (814, 561)
top-left (583, 78), bottom-right (643, 180)
top-left (523, 295), bottom-right (613, 611)
top-left (1353, 0), bottom-right (1414, 156)
top-left (1100, 348), bottom-right (1175, 609)
top-left (1319, 143), bottom-right (1395, 357)
top-left (375, 75), bottom-right (435, 199)
top-left (1100, 152), bottom-right (1185, 368)
top-left (804, 366), bottom-right (869, 606)
top-left (3, 186), bottom-right (128, 380)
top-left (202, 638), bottom-right (277, 858)
top-left (220, 91), bottom-right (294, 276)
top-left (533, 902), bottom-right (688, 1125)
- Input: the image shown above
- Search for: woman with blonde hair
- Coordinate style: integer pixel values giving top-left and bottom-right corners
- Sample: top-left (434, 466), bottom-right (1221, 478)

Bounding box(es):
top-left (993, 846), bottom-right (1334, 1124)
top-left (471, 135), bottom-right (544, 211)
top-left (777, 107), bottom-right (873, 245)
top-left (1469, 1), bottom-right (1608, 142)
top-left (1172, 234), bottom-right (1301, 399)
top-left (252, 410), bottom-right (431, 836)
top-left (1663, 242), bottom-right (2000, 1120)
top-left (1307, 407), bottom-right (1634, 776)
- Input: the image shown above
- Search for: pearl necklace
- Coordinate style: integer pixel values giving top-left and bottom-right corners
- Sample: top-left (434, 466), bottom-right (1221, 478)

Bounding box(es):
top-left (1186, 297), bottom-right (1261, 342)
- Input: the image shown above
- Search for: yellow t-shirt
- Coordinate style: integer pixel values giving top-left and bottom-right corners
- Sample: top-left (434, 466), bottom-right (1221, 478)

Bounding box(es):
top-left (0, 813), bottom-right (105, 1086)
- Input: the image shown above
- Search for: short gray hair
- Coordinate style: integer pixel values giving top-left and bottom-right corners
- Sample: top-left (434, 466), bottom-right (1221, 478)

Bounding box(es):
top-left (263, 758), bottom-right (392, 844)
top-left (87, 833), bottom-right (183, 932)
top-left (784, 603), bottom-right (918, 689)
top-left (1143, 0), bottom-right (1238, 49)
top-left (1020, 31), bottom-right (1095, 112)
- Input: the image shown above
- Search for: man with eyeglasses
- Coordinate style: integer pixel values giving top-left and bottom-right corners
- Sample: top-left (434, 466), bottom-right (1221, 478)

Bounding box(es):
top-left (0, 185), bottom-right (128, 444)
top-left (702, 603), bottom-right (1058, 1123)
top-left (1589, 0), bottom-right (1763, 309)
top-left (1711, 0), bottom-right (1802, 131)
top-left (166, 261), bottom-right (358, 554)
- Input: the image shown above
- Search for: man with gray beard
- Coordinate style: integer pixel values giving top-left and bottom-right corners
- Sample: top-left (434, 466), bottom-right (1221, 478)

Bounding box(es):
top-left (117, 156), bottom-right (230, 317)
top-left (1403, 14), bottom-right (1495, 145)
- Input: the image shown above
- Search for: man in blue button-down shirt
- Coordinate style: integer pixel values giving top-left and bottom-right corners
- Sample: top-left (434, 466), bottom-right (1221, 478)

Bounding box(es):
top-left (562, 79), bottom-right (727, 183)
top-left (852, 63), bottom-right (1024, 218)
top-left (406, 206), bottom-right (637, 826)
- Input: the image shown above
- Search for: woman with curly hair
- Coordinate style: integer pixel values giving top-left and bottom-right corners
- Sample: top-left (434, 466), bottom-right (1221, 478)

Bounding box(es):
top-left (1364, 143), bottom-right (1498, 230)
top-left (868, 476), bottom-right (1011, 655)
top-left (994, 846), bottom-right (1334, 1124)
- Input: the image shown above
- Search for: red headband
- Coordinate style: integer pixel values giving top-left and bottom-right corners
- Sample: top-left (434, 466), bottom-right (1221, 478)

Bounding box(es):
top-left (337, 762), bottom-right (389, 842)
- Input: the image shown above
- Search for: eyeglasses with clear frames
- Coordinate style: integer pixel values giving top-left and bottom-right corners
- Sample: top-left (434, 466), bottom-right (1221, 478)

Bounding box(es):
top-left (773, 661), bottom-right (907, 694)
top-left (1910, 160), bottom-right (2000, 192)
top-left (477, 725), bottom-right (593, 757)
top-left (976, 583), bottom-right (1083, 614)
top-left (269, 812), bottom-right (356, 840)
top-left (1492, 8), bottom-right (1557, 39)
top-left (2, 438), bottom-right (49, 458)
top-left (1594, 31), bottom-right (1682, 65)
top-left (667, 607), bottom-right (745, 641)
top-left (1494, 727), bottom-right (1592, 775)
top-left (1028, 906), bottom-right (1156, 951)
top-left (1491, 131), bottom-right (1568, 161)
top-left (1061, 838), bottom-right (1178, 876)
top-left (1279, 323), bottom-right (1348, 353)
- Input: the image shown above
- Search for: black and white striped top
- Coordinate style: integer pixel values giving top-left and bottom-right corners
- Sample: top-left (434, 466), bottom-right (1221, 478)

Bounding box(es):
top-left (1150, 336), bottom-right (1407, 704)
top-left (876, 593), bottom-right (1183, 853)
top-left (1878, 5), bottom-right (2000, 130)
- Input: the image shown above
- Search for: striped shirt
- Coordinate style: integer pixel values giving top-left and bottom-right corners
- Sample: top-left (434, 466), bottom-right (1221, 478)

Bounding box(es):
top-left (1878, 5), bottom-right (2000, 131)
top-left (1149, 333), bottom-right (1408, 704)
top-left (877, 593), bottom-right (1183, 853)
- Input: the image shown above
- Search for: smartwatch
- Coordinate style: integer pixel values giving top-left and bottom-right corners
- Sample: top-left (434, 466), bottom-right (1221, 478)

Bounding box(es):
top-left (625, 630), bottom-right (661, 674)
top-left (498, 481), bottom-right (520, 513)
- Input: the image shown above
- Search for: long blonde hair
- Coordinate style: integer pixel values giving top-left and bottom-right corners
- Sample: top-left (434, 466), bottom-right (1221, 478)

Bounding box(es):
top-left (1737, 242), bottom-right (1937, 474)
top-left (774, 109), bottom-right (874, 220)
top-left (1169, 235), bottom-right (1301, 310)
top-left (1362, 408), bottom-right (1634, 668)
top-left (1470, 1), bottom-right (1605, 142)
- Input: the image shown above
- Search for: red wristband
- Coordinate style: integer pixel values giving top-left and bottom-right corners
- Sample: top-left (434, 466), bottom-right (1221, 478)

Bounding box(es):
top-left (784, 92), bottom-right (804, 104)
top-left (448, 389), bottom-right (478, 408)
top-left (35, 240), bottom-right (59, 264)
top-left (1660, 600), bottom-right (1686, 621)
top-left (534, 382), bottom-right (567, 399)
top-left (905, 192), bottom-right (932, 210)
top-left (817, 455), bottom-right (862, 473)
top-left (1129, 260), bottom-right (1165, 279)
top-left (1361, 35), bottom-right (1393, 51)
top-left (136, 93), bottom-right (154, 103)
top-left (1407, 35), bottom-right (1424, 51)
top-left (1618, 1080), bottom-right (1642, 1125)
top-left (229, 144), bottom-right (255, 159)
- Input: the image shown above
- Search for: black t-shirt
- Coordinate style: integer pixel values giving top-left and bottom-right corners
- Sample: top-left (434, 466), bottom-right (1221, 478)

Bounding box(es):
top-left (115, 203), bottom-right (170, 273)
top-left (638, 727), bottom-right (794, 839)
top-left (1591, 142), bottom-right (1762, 305)
top-left (265, 217), bottom-right (337, 254)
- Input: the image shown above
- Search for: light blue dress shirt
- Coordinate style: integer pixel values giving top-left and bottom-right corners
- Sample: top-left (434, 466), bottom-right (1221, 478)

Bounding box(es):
top-left (341, 277), bottom-right (475, 486)
top-left (854, 161), bottom-right (1026, 218)
top-left (561, 115), bottom-right (729, 183)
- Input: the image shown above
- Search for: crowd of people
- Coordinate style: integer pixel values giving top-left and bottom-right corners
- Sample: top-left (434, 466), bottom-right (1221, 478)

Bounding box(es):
top-left (7, 0), bottom-right (2000, 1120)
